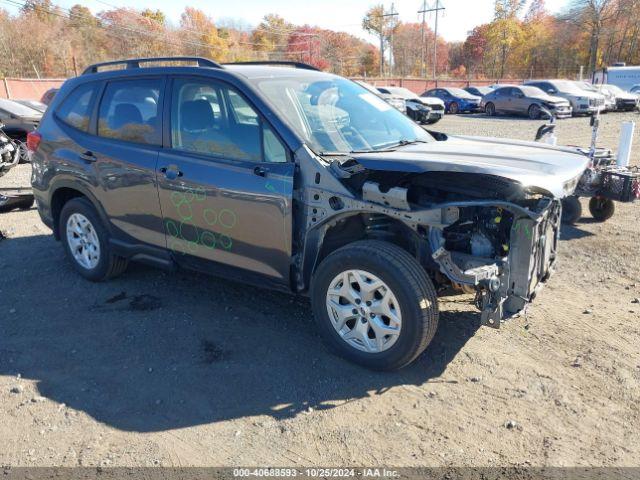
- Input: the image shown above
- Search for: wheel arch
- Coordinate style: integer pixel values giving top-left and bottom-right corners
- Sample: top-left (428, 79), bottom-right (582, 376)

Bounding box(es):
top-left (49, 181), bottom-right (110, 240)
top-left (300, 212), bottom-right (425, 293)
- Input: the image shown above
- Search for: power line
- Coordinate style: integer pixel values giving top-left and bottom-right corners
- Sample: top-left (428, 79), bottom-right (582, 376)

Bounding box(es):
top-left (418, 0), bottom-right (445, 80)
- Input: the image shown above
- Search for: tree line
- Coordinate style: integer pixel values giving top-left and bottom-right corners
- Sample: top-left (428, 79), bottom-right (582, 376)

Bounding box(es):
top-left (0, 0), bottom-right (380, 78)
top-left (0, 0), bottom-right (638, 80)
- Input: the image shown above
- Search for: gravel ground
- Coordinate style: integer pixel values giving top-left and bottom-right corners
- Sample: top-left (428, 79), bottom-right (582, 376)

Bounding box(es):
top-left (0, 112), bottom-right (639, 468)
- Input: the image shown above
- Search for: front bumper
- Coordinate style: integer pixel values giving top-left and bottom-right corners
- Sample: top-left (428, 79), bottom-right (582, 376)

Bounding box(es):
top-left (616, 99), bottom-right (639, 111)
top-left (427, 109), bottom-right (444, 121)
top-left (551, 105), bottom-right (573, 118)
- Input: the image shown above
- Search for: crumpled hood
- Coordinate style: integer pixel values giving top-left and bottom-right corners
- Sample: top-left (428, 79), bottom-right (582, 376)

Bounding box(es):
top-left (352, 135), bottom-right (590, 198)
top-left (419, 96), bottom-right (445, 107)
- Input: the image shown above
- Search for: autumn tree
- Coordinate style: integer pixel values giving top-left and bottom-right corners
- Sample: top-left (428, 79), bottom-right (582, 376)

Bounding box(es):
top-left (362, 4), bottom-right (396, 76)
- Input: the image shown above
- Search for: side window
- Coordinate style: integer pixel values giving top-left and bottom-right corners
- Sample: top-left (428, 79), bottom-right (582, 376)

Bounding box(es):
top-left (171, 78), bottom-right (288, 163)
top-left (98, 78), bottom-right (162, 145)
top-left (56, 83), bottom-right (97, 132)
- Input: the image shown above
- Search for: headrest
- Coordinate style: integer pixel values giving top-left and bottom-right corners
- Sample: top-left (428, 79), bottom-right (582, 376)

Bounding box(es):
top-left (180, 100), bottom-right (215, 132)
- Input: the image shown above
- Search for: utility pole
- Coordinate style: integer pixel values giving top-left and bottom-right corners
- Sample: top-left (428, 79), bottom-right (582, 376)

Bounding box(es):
top-left (380, 4), bottom-right (399, 77)
top-left (418, 0), bottom-right (445, 81)
top-left (419, 0), bottom-right (428, 78)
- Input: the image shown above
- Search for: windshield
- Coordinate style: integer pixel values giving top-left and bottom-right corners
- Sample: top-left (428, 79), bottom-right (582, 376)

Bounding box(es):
top-left (551, 80), bottom-right (588, 94)
top-left (254, 74), bottom-right (433, 155)
top-left (386, 87), bottom-right (419, 100)
top-left (520, 86), bottom-right (546, 96)
top-left (446, 87), bottom-right (477, 98)
top-left (604, 84), bottom-right (624, 94)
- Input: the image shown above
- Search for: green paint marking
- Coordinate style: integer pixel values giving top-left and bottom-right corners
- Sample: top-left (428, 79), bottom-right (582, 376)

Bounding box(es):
top-left (194, 187), bottom-right (206, 202)
top-left (203, 208), bottom-right (218, 226)
top-left (170, 191), bottom-right (185, 208)
top-left (218, 209), bottom-right (237, 229)
top-left (177, 202), bottom-right (194, 222)
top-left (200, 231), bottom-right (217, 249)
top-left (219, 234), bottom-right (233, 250)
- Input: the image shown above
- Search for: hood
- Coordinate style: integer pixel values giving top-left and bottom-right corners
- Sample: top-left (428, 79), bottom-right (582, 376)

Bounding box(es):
top-left (351, 136), bottom-right (589, 199)
top-left (533, 93), bottom-right (568, 104)
top-left (419, 96), bottom-right (445, 107)
top-left (572, 91), bottom-right (604, 100)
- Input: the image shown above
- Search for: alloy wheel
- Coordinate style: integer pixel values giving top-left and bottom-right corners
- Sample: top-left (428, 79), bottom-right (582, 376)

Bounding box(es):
top-left (66, 213), bottom-right (101, 269)
top-left (325, 269), bottom-right (402, 353)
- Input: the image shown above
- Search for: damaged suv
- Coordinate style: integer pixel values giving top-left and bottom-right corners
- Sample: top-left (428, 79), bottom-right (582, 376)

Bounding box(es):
top-left (30, 58), bottom-right (589, 370)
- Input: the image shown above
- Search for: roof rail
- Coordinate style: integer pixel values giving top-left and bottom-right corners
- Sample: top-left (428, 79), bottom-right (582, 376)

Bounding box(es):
top-left (82, 57), bottom-right (222, 75)
top-left (223, 61), bottom-right (320, 72)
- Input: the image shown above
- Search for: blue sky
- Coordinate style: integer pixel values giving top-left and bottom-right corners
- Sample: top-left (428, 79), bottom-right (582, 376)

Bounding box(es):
top-left (4, 0), bottom-right (571, 42)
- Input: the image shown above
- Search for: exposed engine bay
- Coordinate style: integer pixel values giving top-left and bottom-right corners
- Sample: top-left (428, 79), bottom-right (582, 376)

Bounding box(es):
top-left (296, 143), bottom-right (567, 328)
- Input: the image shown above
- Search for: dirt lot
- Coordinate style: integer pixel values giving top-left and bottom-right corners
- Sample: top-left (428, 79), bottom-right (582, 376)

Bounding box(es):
top-left (1, 112), bottom-right (639, 468)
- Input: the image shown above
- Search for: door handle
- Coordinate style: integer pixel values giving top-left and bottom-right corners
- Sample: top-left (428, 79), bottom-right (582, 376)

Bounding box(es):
top-left (160, 165), bottom-right (183, 180)
top-left (79, 151), bottom-right (97, 162)
top-left (254, 165), bottom-right (269, 177)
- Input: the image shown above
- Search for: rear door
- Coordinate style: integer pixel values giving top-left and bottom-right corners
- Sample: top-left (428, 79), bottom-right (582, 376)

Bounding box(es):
top-left (156, 76), bottom-right (294, 286)
top-left (87, 76), bottom-right (166, 248)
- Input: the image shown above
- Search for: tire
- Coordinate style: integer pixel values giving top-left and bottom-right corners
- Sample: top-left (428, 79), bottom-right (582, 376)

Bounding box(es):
top-left (485, 102), bottom-right (495, 116)
top-left (561, 196), bottom-right (582, 225)
top-left (528, 104), bottom-right (541, 120)
top-left (311, 240), bottom-right (439, 371)
top-left (589, 197), bottom-right (615, 222)
top-left (449, 102), bottom-right (459, 114)
top-left (59, 197), bottom-right (128, 281)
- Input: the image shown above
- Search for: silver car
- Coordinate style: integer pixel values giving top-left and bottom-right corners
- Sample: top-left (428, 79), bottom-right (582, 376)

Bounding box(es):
top-left (525, 80), bottom-right (605, 115)
top-left (481, 85), bottom-right (572, 119)
top-left (0, 98), bottom-right (42, 136)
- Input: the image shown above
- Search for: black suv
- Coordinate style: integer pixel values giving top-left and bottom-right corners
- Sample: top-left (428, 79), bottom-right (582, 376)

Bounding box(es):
top-left (30, 57), bottom-right (588, 370)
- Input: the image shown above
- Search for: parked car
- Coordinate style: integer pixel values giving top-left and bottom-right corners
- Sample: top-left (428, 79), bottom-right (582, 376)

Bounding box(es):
top-left (30, 57), bottom-right (589, 370)
top-left (578, 81), bottom-right (616, 111)
top-left (598, 84), bottom-right (639, 111)
top-left (377, 86), bottom-right (444, 124)
top-left (464, 86), bottom-right (492, 98)
top-left (481, 85), bottom-right (572, 119)
top-left (354, 81), bottom-right (406, 113)
top-left (524, 80), bottom-right (605, 115)
top-left (422, 87), bottom-right (482, 114)
top-left (14, 99), bottom-right (48, 113)
top-left (0, 98), bottom-right (42, 145)
top-left (40, 88), bottom-right (59, 106)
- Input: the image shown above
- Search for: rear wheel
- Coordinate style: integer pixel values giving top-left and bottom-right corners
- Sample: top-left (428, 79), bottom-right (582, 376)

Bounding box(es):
top-left (449, 102), bottom-right (459, 114)
top-left (589, 197), bottom-right (615, 222)
top-left (561, 196), bottom-right (582, 225)
top-left (59, 197), bottom-right (128, 281)
top-left (311, 240), bottom-right (439, 371)
top-left (485, 102), bottom-right (495, 116)
top-left (528, 104), bottom-right (542, 120)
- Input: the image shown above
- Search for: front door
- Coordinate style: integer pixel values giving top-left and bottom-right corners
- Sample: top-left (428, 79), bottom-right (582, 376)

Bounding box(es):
top-left (156, 76), bottom-right (294, 286)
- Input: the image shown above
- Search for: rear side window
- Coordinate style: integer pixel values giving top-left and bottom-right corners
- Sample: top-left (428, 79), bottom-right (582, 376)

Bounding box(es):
top-left (98, 78), bottom-right (163, 145)
top-left (56, 83), bottom-right (97, 132)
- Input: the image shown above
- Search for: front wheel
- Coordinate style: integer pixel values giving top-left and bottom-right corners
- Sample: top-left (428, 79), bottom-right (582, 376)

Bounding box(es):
top-left (561, 196), bottom-right (582, 225)
top-left (448, 102), bottom-right (459, 114)
top-left (528, 104), bottom-right (542, 120)
top-left (485, 102), bottom-right (496, 116)
top-left (589, 197), bottom-right (615, 222)
top-left (311, 240), bottom-right (439, 371)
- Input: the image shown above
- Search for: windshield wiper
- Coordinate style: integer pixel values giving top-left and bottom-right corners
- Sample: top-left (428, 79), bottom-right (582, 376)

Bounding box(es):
top-left (319, 140), bottom-right (429, 157)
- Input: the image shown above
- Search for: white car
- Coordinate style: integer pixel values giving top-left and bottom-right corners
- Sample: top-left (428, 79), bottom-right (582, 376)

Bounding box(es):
top-left (378, 86), bottom-right (445, 125)
top-left (525, 80), bottom-right (605, 116)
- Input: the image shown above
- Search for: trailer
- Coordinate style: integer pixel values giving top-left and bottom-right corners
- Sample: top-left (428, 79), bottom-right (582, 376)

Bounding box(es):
top-left (592, 65), bottom-right (640, 92)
